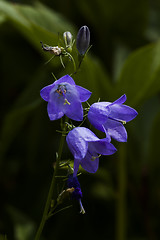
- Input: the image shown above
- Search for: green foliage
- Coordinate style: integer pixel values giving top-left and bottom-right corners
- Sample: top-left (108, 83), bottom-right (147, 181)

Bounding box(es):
top-left (115, 41), bottom-right (160, 106)
top-left (0, 1), bottom-right (160, 240)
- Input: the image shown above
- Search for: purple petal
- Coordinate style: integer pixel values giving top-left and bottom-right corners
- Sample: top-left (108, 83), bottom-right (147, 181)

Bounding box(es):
top-left (69, 127), bottom-right (99, 142)
top-left (47, 102), bottom-right (64, 120)
top-left (112, 94), bottom-right (127, 105)
top-left (75, 85), bottom-right (92, 102)
top-left (64, 84), bottom-right (83, 121)
top-left (102, 125), bottom-right (111, 142)
top-left (67, 127), bottom-right (117, 175)
top-left (103, 118), bottom-right (128, 142)
top-left (88, 102), bottom-right (110, 132)
top-left (40, 83), bottom-right (54, 101)
top-left (65, 101), bottom-right (83, 121)
top-left (109, 104), bottom-right (138, 122)
top-left (49, 83), bottom-right (83, 121)
top-left (40, 75), bottom-right (75, 101)
top-left (81, 152), bottom-right (99, 173)
top-left (76, 127), bottom-right (99, 142)
top-left (73, 159), bottom-right (80, 177)
top-left (49, 85), bottom-right (67, 112)
top-left (66, 128), bottom-right (88, 160)
top-left (54, 75), bottom-right (76, 86)
top-left (90, 140), bottom-right (117, 155)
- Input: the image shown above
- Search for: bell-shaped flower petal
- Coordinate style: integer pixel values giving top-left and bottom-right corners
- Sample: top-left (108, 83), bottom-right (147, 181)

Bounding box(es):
top-left (103, 118), bottom-right (128, 142)
top-left (88, 94), bottom-right (138, 142)
top-left (80, 151), bottom-right (99, 174)
top-left (40, 75), bottom-right (92, 121)
top-left (66, 127), bottom-right (117, 176)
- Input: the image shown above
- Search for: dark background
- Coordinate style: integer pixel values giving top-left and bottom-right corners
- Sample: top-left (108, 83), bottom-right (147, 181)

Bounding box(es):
top-left (1, 0), bottom-right (160, 239)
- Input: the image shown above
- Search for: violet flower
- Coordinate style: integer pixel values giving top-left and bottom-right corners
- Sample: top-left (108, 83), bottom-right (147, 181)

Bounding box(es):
top-left (66, 127), bottom-right (117, 176)
top-left (40, 75), bottom-right (92, 121)
top-left (88, 94), bottom-right (138, 142)
top-left (67, 175), bottom-right (85, 214)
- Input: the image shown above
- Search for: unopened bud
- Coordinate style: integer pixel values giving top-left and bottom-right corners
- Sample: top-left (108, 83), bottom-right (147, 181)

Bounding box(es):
top-left (76, 25), bottom-right (90, 55)
top-left (63, 31), bottom-right (73, 52)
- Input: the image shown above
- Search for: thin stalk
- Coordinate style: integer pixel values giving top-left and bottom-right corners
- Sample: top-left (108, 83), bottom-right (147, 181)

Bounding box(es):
top-left (34, 117), bottom-right (68, 240)
top-left (67, 52), bottom-right (77, 73)
top-left (116, 144), bottom-right (127, 240)
top-left (48, 205), bottom-right (72, 218)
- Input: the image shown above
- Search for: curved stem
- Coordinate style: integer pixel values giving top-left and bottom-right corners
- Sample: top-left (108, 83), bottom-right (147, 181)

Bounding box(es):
top-left (67, 52), bottom-right (77, 73)
top-left (34, 117), bottom-right (68, 240)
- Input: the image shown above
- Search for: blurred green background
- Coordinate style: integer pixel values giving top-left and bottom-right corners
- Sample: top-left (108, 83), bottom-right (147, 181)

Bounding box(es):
top-left (1, 0), bottom-right (160, 239)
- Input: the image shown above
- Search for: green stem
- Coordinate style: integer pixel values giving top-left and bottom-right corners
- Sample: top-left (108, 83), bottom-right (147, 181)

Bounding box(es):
top-left (116, 144), bottom-right (127, 240)
top-left (34, 117), bottom-right (67, 240)
top-left (67, 52), bottom-right (77, 73)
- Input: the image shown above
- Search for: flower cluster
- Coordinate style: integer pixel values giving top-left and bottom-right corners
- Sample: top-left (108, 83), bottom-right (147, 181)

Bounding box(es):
top-left (41, 74), bottom-right (137, 174)
top-left (40, 26), bottom-right (138, 213)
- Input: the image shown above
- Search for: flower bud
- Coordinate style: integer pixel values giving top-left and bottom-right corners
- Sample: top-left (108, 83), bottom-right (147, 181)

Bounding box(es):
top-left (76, 25), bottom-right (90, 55)
top-left (63, 31), bottom-right (73, 52)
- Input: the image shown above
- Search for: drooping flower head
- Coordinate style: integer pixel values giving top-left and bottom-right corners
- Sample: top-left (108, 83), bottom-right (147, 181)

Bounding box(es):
top-left (66, 127), bottom-right (117, 176)
top-left (67, 175), bottom-right (85, 214)
top-left (40, 75), bottom-right (92, 121)
top-left (88, 94), bottom-right (138, 142)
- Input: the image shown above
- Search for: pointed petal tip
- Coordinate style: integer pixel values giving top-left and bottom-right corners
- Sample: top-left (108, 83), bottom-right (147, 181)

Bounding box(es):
top-left (40, 88), bottom-right (49, 102)
top-left (66, 112), bottom-right (83, 121)
top-left (109, 94), bottom-right (127, 106)
top-left (134, 109), bottom-right (138, 117)
top-left (105, 142), bottom-right (117, 155)
top-left (48, 112), bottom-right (64, 121)
top-left (126, 107), bottom-right (138, 122)
top-left (75, 85), bottom-right (92, 102)
top-left (123, 93), bottom-right (127, 99)
top-left (117, 94), bottom-right (127, 104)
